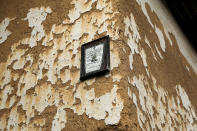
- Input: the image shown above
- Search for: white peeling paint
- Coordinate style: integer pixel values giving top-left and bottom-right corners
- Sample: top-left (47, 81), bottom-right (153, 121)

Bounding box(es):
top-left (1, 69), bottom-right (11, 90)
top-left (176, 85), bottom-right (195, 113)
top-left (139, 49), bottom-right (150, 77)
top-left (0, 85), bottom-right (14, 109)
top-left (129, 74), bottom-right (197, 130)
top-left (155, 26), bottom-right (166, 52)
top-left (24, 7), bottom-right (52, 48)
top-left (52, 107), bottom-right (67, 131)
top-left (6, 106), bottom-right (19, 130)
top-left (129, 54), bottom-right (134, 70)
top-left (0, 17), bottom-right (14, 44)
top-left (136, 0), bottom-right (172, 47)
top-left (60, 69), bottom-right (71, 84)
top-left (16, 71), bottom-right (37, 96)
top-left (68, 0), bottom-right (96, 23)
top-left (74, 84), bottom-right (124, 125)
top-left (111, 49), bottom-right (121, 70)
top-left (124, 13), bottom-right (141, 71)
top-left (137, 0), bottom-right (197, 73)
top-left (140, 49), bottom-right (147, 67)
top-left (155, 43), bottom-right (163, 59)
top-left (145, 36), bottom-right (157, 60)
top-left (186, 65), bottom-right (190, 71)
top-left (128, 77), bottom-right (131, 84)
top-left (128, 87), bottom-right (132, 99)
top-left (96, 0), bottom-right (106, 10)
top-left (0, 0), bottom-right (197, 130)
top-left (13, 57), bottom-right (26, 70)
top-left (136, 0), bottom-right (154, 27)
top-left (124, 14), bottom-right (141, 43)
top-left (70, 20), bottom-right (83, 40)
top-left (0, 0), bottom-right (123, 129)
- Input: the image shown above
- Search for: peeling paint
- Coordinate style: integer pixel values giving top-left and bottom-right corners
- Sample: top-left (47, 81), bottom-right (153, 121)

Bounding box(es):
top-left (137, 0), bottom-right (197, 73)
top-left (145, 36), bottom-right (157, 60)
top-left (74, 84), bottom-right (124, 125)
top-left (136, 0), bottom-right (154, 28)
top-left (130, 74), bottom-right (197, 130)
top-left (139, 49), bottom-right (150, 77)
top-left (68, 0), bottom-right (96, 23)
top-left (111, 49), bottom-right (121, 70)
top-left (137, 0), bottom-right (172, 47)
top-left (124, 2), bottom-right (197, 129)
top-left (155, 43), bottom-right (163, 59)
top-left (0, 85), bottom-right (14, 109)
top-left (0, 17), bottom-right (14, 44)
top-left (186, 65), bottom-right (190, 71)
top-left (7, 106), bottom-right (19, 130)
top-left (155, 26), bottom-right (166, 52)
top-left (0, 0), bottom-right (123, 129)
top-left (1, 0), bottom-right (197, 130)
top-left (52, 107), bottom-right (67, 131)
top-left (124, 13), bottom-right (140, 71)
top-left (124, 14), bottom-right (141, 43)
top-left (24, 7), bottom-right (52, 48)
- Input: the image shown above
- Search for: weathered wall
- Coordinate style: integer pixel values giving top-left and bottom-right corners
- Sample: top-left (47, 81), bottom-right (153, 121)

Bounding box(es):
top-left (0, 0), bottom-right (197, 130)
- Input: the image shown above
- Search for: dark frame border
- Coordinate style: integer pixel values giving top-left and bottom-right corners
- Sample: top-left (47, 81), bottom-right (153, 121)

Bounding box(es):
top-left (80, 35), bottom-right (110, 81)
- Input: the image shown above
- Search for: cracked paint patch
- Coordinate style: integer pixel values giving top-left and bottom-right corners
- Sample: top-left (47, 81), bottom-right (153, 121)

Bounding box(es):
top-left (0, 17), bottom-right (14, 44)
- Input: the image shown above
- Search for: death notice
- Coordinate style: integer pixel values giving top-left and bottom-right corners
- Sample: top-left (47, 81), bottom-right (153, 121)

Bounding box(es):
top-left (85, 44), bottom-right (104, 73)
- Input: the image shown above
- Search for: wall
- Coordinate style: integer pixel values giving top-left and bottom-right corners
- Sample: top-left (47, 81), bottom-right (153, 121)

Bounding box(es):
top-left (0, 0), bottom-right (197, 130)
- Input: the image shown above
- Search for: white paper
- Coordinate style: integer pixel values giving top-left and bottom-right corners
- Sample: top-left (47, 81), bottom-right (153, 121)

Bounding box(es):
top-left (85, 44), bottom-right (104, 73)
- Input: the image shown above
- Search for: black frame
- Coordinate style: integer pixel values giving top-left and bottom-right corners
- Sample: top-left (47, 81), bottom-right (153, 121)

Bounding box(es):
top-left (80, 35), bottom-right (110, 81)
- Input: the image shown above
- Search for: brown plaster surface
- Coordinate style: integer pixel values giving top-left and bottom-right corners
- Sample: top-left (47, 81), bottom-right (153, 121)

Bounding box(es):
top-left (0, 0), bottom-right (197, 130)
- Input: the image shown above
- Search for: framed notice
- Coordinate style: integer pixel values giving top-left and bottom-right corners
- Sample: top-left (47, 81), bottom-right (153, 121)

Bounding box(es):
top-left (80, 36), bottom-right (110, 81)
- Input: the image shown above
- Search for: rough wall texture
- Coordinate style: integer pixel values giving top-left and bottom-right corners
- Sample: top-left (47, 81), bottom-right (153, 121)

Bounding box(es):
top-left (0, 0), bottom-right (197, 130)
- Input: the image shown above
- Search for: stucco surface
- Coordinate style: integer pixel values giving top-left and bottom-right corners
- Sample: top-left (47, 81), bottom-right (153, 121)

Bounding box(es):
top-left (0, 0), bottom-right (197, 130)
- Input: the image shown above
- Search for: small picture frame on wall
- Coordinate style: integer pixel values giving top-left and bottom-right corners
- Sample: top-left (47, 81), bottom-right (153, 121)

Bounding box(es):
top-left (80, 35), bottom-right (110, 81)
